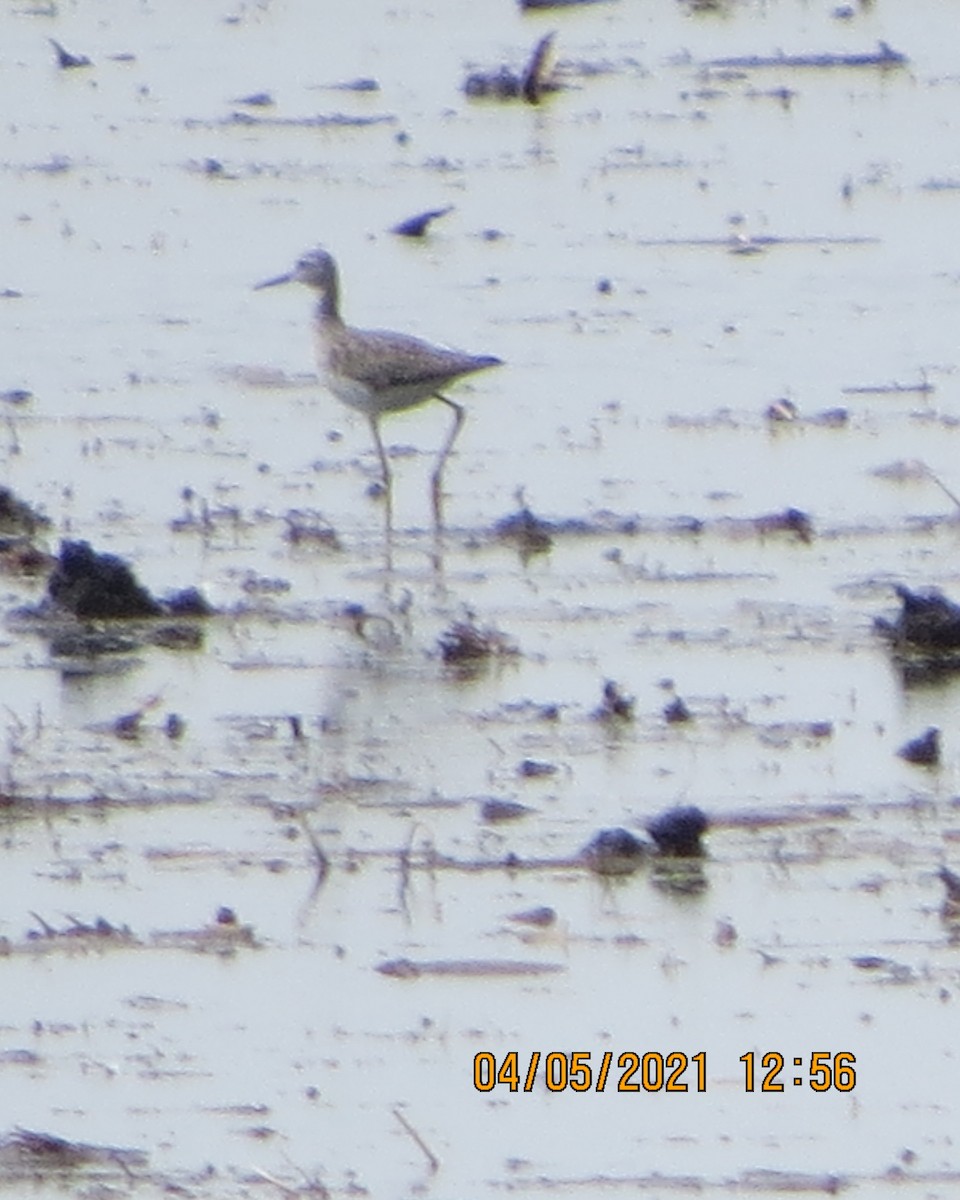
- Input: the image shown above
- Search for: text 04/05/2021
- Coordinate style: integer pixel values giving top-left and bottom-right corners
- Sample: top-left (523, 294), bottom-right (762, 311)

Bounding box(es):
top-left (473, 1051), bottom-right (857, 1094)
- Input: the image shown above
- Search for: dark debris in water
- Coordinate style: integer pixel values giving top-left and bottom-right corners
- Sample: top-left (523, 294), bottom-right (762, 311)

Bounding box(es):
top-left (0, 1128), bottom-right (147, 1172)
top-left (49, 38), bottom-right (92, 69)
top-left (438, 619), bottom-right (517, 667)
top-left (232, 91), bottom-right (274, 107)
top-left (28, 912), bottom-right (135, 945)
top-left (517, 758), bottom-right (557, 778)
top-left (283, 509), bottom-right (341, 549)
top-left (494, 503), bottom-right (555, 558)
top-left (16, 910), bottom-right (258, 958)
top-left (464, 33), bottom-right (562, 104)
top-left (391, 205), bottom-right (453, 238)
top-left (753, 506), bottom-right (814, 543)
top-left (508, 905), bottom-right (557, 927)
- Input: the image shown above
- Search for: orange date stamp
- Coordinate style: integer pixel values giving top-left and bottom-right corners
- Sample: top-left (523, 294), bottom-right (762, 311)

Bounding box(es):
top-left (473, 1050), bottom-right (857, 1093)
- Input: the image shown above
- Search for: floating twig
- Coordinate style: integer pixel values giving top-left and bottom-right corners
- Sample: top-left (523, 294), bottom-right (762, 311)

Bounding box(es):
top-left (392, 1109), bottom-right (440, 1174)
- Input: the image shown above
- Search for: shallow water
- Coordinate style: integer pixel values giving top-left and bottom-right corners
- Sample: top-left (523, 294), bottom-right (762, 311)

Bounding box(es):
top-left (3, 0), bottom-right (960, 1196)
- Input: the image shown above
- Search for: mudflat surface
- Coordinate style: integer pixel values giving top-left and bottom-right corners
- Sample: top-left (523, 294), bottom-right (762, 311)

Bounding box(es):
top-left (2, 0), bottom-right (960, 1196)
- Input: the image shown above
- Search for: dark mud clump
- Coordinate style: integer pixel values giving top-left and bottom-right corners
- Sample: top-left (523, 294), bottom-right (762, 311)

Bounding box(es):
top-left (0, 487), bottom-right (49, 536)
top-left (646, 805), bottom-right (709, 856)
top-left (876, 585), bottom-right (960, 679)
top-left (47, 541), bottom-right (163, 618)
top-left (44, 540), bottom-right (212, 621)
top-left (581, 827), bottom-right (649, 876)
top-left (438, 619), bottom-right (517, 667)
top-left (878, 585), bottom-right (960, 650)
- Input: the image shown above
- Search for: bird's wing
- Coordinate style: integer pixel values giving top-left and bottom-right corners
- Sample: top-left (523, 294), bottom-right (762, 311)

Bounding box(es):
top-left (332, 327), bottom-right (492, 392)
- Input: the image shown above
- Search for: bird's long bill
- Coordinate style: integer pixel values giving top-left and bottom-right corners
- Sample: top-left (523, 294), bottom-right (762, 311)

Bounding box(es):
top-left (253, 271), bottom-right (294, 290)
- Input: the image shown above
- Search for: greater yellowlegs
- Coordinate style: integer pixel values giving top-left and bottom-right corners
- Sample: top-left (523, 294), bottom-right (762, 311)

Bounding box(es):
top-left (255, 247), bottom-right (501, 524)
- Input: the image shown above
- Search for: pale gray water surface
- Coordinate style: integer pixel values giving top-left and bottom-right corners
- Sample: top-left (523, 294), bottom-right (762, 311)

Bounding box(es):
top-left (2, 0), bottom-right (960, 1195)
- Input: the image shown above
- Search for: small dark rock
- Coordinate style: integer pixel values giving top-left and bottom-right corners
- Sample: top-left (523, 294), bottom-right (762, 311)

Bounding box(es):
top-left (714, 917), bottom-right (737, 946)
top-left (330, 77), bottom-right (380, 92)
top-left (113, 711), bottom-right (143, 739)
top-left (47, 540), bottom-right (163, 619)
top-left (646, 805), bottom-right (709, 857)
top-left (582, 827), bottom-right (649, 876)
top-left (897, 727), bottom-right (940, 766)
top-left (233, 91), bottom-right (274, 107)
top-left (164, 712), bottom-right (186, 740)
top-left (664, 696), bottom-right (691, 724)
top-left (508, 905), bottom-right (556, 927)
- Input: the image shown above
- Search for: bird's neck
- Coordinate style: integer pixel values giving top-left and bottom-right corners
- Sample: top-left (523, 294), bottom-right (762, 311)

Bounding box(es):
top-left (314, 282), bottom-right (342, 324)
